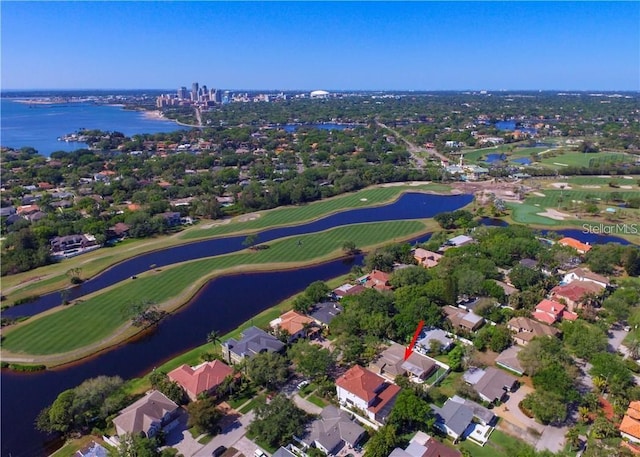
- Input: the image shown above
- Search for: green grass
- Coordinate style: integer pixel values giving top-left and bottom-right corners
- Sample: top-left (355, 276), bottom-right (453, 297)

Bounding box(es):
top-left (238, 397), bottom-right (262, 414)
top-left (3, 220), bottom-right (426, 356)
top-left (459, 430), bottom-right (532, 457)
top-left (306, 393), bottom-right (328, 408)
top-left (197, 434), bottom-right (214, 445)
top-left (180, 185), bottom-right (447, 240)
top-left (538, 151), bottom-right (633, 169)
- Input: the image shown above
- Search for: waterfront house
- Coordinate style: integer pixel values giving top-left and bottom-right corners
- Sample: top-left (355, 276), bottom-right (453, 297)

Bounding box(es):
top-left (335, 365), bottom-right (401, 429)
top-left (413, 248), bottom-right (443, 269)
top-left (167, 360), bottom-right (233, 401)
top-left (389, 431), bottom-right (462, 457)
top-left (507, 316), bottom-right (560, 346)
top-left (221, 326), bottom-right (285, 365)
top-left (298, 405), bottom-right (365, 455)
top-left (332, 283), bottom-right (366, 299)
top-left (558, 237), bottom-right (592, 254)
top-left (160, 211), bottom-right (182, 227)
top-left (308, 302), bottom-right (343, 327)
top-left (112, 390), bottom-right (179, 438)
top-left (270, 310), bottom-right (317, 341)
top-left (447, 235), bottom-right (474, 248)
top-left (363, 270), bottom-right (393, 291)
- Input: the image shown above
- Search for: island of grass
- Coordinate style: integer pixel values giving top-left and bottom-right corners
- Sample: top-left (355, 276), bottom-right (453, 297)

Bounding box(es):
top-left (2, 182), bottom-right (452, 305)
top-left (1, 219), bottom-right (432, 366)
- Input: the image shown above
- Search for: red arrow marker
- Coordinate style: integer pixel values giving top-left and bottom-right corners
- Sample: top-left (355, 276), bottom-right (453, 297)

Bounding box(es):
top-left (404, 320), bottom-right (425, 360)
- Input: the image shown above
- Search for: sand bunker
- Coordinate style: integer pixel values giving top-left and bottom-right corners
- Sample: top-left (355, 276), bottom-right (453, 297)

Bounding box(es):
top-left (620, 185), bottom-right (633, 189)
top-left (360, 198), bottom-right (368, 201)
top-left (582, 185), bottom-right (602, 189)
top-left (532, 192), bottom-right (546, 197)
top-left (201, 219), bottom-right (231, 229)
top-left (238, 213), bottom-right (261, 222)
top-left (537, 209), bottom-right (573, 220)
top-left (551, 182), bottom-right (572, 189)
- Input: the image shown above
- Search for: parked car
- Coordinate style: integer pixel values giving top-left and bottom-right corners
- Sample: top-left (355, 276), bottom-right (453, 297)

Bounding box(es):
top-left (297, 380), bottom-right (310, 389)
top-left (212, 446), bottom-right (227, 457)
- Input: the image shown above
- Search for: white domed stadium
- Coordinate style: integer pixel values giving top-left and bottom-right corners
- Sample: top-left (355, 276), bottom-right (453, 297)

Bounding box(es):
top-left (310, 90), bottom-right (330, 99)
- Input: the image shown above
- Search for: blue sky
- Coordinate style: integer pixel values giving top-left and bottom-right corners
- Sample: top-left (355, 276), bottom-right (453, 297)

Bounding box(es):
top-left (1, 1), bottom-right (639, 91)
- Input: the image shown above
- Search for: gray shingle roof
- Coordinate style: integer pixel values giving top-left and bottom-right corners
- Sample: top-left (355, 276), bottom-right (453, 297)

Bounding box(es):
top-left (432, 399), bottom-right (474, 437)
top-left (223, 326), bottom-right (284, 359)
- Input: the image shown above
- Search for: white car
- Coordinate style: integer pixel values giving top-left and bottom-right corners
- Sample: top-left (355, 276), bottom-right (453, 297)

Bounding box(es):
top-left (297, 380), bottom-right (310, 389)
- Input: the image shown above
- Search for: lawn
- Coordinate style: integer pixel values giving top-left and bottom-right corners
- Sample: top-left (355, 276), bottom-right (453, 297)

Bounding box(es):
top-left (2, 220), bottom-right (426, 357)
top-left (459, 430), bottom-right (533, 457)
top-left (538, 151), bottom-right (633, 169)
top-left (180, 184), bottom-right (448, 240)
top-left (306, 393), bottom-right (328, 408)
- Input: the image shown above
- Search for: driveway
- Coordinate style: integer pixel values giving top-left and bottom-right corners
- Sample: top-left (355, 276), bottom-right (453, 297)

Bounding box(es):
top-left (535, 423), bottom-right (568, 453)
top-left (609, 328), bottom-right (628, 354)
top-left (194, 411), bottom-right (255, 457)
top-left (162, 409), bottom-right (204, 457)
top-left (494, 385), bottom-right (544, 435)
top-left (292, 393), bottom-right (323, 415)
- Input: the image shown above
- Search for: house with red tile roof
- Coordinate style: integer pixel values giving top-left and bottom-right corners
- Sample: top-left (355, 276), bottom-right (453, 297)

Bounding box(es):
top-left (270, 310), bottom-right (317, 341)
top-left (507, 316), bottom-right (560, 346)
top-left (363, 270), bottom-right (392, 291)
top-left (558, 237), bottom-right (592, 254)
top-left (533, 299), bottom-right (578, 325)
top-left (550, 280), bottom-right (604, 312)
top-left (332, 283), bottom-right (366, 299)
top-left (168, 360), bottom-right (233, 401)
top-left (335, 365), bottom-right (401, 429)
top-left (620, 401), bottom-right (640, 445)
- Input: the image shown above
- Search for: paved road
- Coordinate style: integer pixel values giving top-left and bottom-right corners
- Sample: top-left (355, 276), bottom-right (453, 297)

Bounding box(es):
top-left (376, 121), bottom-right (449, 166)
top-left (608, 328), bottom-right (629, 355)
top-left (194, 411), bottom-right (255, 457)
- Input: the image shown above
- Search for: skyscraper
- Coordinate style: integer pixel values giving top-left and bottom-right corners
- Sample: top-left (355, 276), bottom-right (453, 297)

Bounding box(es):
top-left (178, 86), bottom-right (188, 100)
top-left (191, 82), bottom-right (199, 101)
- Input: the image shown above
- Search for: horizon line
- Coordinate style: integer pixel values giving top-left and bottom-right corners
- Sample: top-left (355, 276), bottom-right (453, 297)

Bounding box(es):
top-left (2, 88), bottom-right (640, 93)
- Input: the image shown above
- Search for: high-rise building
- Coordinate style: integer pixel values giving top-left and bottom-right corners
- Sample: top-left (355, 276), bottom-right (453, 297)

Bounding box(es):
top-left (178, 86), bottom-right (188, 100)
top-left (191, 82), bottom-right (199, 101)
top-left (211, 88), bottom-right (222, 103)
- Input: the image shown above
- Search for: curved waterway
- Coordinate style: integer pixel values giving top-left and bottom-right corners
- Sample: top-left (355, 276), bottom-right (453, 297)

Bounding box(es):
top-left (5, 193), bottom-right (473, 318)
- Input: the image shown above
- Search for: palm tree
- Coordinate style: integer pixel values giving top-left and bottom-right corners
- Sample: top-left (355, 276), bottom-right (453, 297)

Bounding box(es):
top-left (593, 376), bottom-right (608, 394)
top-left (207, 330), bottom-right (221, 347)
top-left (626, 337), bottom-right (640, 360)
top-left (578, 406), bottom-right (591, 423)
top-left (566, 426), bottom-right (581, 451)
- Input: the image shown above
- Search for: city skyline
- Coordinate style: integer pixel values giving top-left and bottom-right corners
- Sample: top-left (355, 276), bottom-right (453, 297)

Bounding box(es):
top-left (1, 1), bottom-right (639, 91)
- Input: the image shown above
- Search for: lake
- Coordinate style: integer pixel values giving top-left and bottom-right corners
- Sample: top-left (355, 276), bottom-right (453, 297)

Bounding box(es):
top-left (4, 193), bottom-right (473, 318)
top-left (0, 98), bottom-right (182, 156)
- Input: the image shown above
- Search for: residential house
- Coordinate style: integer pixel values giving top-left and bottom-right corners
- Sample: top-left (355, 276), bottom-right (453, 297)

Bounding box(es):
top-left (495, 346), bottom-right (525, 376)
top-left (108, 222), bottom-right (130, 239)
top-left (272, 446), bottom-right (298, 457)
top-left (550, 280), bottom-right (604, 312)
top-left (270, 310), bottom-right (317, 341)
top-left (416, 328), bottom-right (454, 354)
top-left (464, 367), bottom-right (518, 403)
top-left (112, 390), bottom-right (179, 438)
top-left (620, 401), bottom-right (640, 445)
top-left (221, 326), bottom-right (285, 365)
top-left (519, 258), bottom-right (538, 269)
top-left (431, 396), bottom-right (496, 445)
top-left (298, 405), bottom-right (366, 455)
top-left (447, 235), bottom-right (474, 248)
top-left (494, 280), bottom-right (518, 297)
top-left (0, 206), bottom-right (16, 218)
top-left (167, 360), bottom-right (233, 401)
top-left (308, 302), bottom-right (343, 327)
top-left (362, 270), bottom-right (393, 291)
top-left (443, 306), bottom-right (485, 332)
top-left (50, 234), bottom-right (99, 257)
top-left (413, 248), bottom-right (443, 269)
top-left (389, 431), bottom-right (462, 457)
top-left (74, 441), bottom-right (108, 457)
top-left (332, 283), bottom-right (366, 299)
top-left (160, 211), bottom-right (182, 227)
top-left (507, 316), bottom-right (560, 346)
top-left (372, 342), bottom-right (441, 382)
top-left (563, 267), bottom-right (609, 289)
top-left (335, 365), bottom-right (401, 429)
top-left (533, 299), bottom-right (578, 325)
top-left (558, 237), bottom-right (592, 254)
